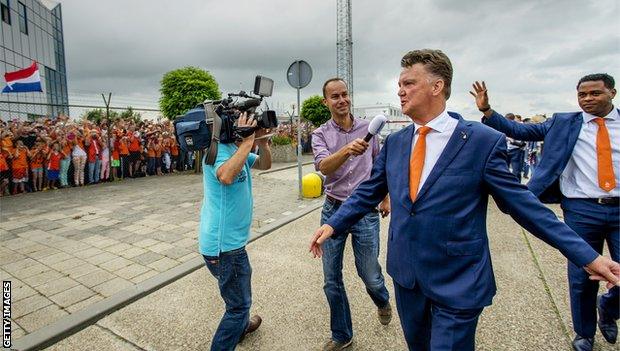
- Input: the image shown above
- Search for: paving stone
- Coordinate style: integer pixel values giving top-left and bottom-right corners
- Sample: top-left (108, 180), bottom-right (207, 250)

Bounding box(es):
top-left (11, 263), bottom-right (50, 280)
top-left (12, 294), bottom-right (52, 318)
top-left (84, 252), bottom-right (118, 266)
top-left (130, 269), bottom-right (159, 284)
top-left (28, 247), bottom-right (61, 260)
top-left (49, 285), bottom-right (96, 308)
top-left (73, 247), bottom-right (105, 260)
top-left (91, 277), bottom-right (133, 297)
top-left (173, 237), bottom-right (197, 248)
top-left (65, 294), bottom-right (104, 314)
top-left (99, 257), bottom-right (133, 272)
top-left (118, 247), bottom-right (147, 259)
top-left (16, 304), bottom-right (69, 333)
top-left (12, 283), bottom-right (39, 302)
top-left (104, 242), bottom-right (133, 255)
top-left (0, 220), bottom-right (28, 230)
top-left (74, 269), bottom-right (117, 288)
top-left (0, 233), bottom-right (19, 242)
top-left (147, 257), bottom-right (179, 272)
top-left (50, 258), bottom-right (87, 272)
top-left (3, 238), bottom-right (37, 251)
top-left (178, 252), bottom-right (199, 263)
top-left (105, 230), bottom-right (134, 241)
top-left (132, 251), bottom-right (164, 265)
top-left (35, 276), bottom-right (80, 296)
top-left (161, 247), bottom-right (193, 259)
top-left (148, 242), bottom-right (175, 254)
top-left (20, 269), bottom-right (62, 286)
top-left (133, 238), bottom-right (160, 248)
top-left (37, 252), bottom-right (74, 265)
top-left (63, 262), bottom-right (100, 278)
top-left (14, 243), bottom-right (48, 255)
top-left (115, 263), bottom-right (150, 280)
top-left (89, 238), bottom-right (120, 249)
top-left (0, 250), bottom-right (26, 265)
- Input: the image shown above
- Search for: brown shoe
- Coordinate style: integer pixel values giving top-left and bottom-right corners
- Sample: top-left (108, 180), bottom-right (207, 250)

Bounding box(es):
top-left (323, 339), bottom-right (353, 351)
top-left (378, 302), bottom-right (392, 325)
top-left (239, 315), bottom-right (262, 342)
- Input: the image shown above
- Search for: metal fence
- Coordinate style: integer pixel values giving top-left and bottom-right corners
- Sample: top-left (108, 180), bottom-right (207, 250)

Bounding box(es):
top-left (0, 100), bottom-right (161, 121)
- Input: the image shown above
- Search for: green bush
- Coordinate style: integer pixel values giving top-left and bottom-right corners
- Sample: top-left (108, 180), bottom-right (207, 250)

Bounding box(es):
top-left (272, 135), bottom-right (293, 145)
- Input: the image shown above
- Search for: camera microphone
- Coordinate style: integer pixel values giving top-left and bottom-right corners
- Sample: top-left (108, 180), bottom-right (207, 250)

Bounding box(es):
top-left (232, 98), bottom-right (262, 111)
top-left (363, 114), bottom-right (388, 142)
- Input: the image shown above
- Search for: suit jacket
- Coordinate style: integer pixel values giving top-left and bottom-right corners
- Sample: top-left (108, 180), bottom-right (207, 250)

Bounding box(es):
top-left (482, 109), bottom-right (620, 203)
top-left (326, 112), bottom-right (598, 310)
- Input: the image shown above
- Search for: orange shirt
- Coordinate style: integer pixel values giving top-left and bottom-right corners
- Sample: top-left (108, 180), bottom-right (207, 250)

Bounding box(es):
top-left (154, 144), bottom-right (162, 157)
top-left (170, 142), bottom-right (179, 156)
top-left (12, 149), bottom-right (28, 169)
top-left (129, 136), bottom-right (141, 152)
top-left (0, 153), bottom-right (8, 171)
top-left (62, 144), bottom-right (72, 157)
top-left (147, 145), bottom-right (156, 158)
top-left (119, 140), bottom-right (129, 155)
top-left (1, 137), bottom-right (14, 154)
top-left (30, 150), bottom-right (45, 169)
top-left (48, 151), bottom-right (62, 170)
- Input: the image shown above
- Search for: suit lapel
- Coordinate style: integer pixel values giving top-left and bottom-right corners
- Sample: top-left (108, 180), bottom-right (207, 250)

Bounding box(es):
top-left (566, 113), bottom-right (583, 154)
top-left (414, 115), bottom-right (472, 204)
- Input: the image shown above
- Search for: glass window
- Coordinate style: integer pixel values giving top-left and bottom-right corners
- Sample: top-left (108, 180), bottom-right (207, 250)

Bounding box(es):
top-left (1, 0), bottom-right (9, 25)
top-left (18, 1), bottom-right (27, 35)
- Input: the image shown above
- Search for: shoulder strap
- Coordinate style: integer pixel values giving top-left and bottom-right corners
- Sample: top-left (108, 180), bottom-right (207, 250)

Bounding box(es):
top-left (204, 102), bottom-right (220, 166)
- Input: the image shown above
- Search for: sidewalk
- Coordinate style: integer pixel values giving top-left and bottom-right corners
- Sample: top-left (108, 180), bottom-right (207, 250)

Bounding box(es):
top-left (0, 158), bottom-right (320, 346)
top-left (38, 202), bottom-right (616, 350)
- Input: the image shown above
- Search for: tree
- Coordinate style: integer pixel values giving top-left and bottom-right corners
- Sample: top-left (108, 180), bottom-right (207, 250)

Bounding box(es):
top-left (301, 95), bottom-right (330, 127)
top-left (120, 106), bottom-right (142, 123)
top-left (159, 66), bottom-right (221, 120)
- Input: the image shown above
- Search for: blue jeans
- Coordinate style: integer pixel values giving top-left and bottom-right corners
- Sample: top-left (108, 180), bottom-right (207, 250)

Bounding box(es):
top-left (203, 247), bottom-right (252, 351)
top-left (561, 197), bottom-right (619, 338)
top-left (88, 159), bottom-right (101, 183)
top-left (320, 198), bottom-right (390, 343)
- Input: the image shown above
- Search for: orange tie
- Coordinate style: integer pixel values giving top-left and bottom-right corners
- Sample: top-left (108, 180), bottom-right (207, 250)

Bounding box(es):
top-left (594, 118), bottom-right (616, 192)
top-left (409, 126), bottom-right (432, 202)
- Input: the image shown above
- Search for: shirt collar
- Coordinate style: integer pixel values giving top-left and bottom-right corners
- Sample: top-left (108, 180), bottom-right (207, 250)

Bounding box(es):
top-left (329, 114), bottom-right (356, 132)
top-left (582, 106), bottom-right (618, 123)
top-left (413, 108), bottom-right (450, 134)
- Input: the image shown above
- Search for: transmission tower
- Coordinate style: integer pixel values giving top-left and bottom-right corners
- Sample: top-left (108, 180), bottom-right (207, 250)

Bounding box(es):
top-left (336, 0), bottom-right (353, 106)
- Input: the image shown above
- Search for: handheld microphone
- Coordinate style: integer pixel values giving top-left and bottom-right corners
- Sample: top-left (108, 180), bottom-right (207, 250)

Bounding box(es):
top-left (363, 114), bottom-right (388, 142)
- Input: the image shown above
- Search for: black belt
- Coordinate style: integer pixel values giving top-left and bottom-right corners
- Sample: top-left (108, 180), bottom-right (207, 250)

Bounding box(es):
top-left (590, 197), bottom-right (619, 205)
top-left (326, 194), bottom-right (343, 206)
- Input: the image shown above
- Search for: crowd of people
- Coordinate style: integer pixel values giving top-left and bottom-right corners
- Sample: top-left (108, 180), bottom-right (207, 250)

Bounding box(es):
top-left (0, 116), bottom-right (197, 196)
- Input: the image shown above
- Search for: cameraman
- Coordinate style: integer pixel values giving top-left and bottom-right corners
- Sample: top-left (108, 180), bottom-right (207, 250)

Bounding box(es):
top-left (200, 112), bottom-right (271, 350)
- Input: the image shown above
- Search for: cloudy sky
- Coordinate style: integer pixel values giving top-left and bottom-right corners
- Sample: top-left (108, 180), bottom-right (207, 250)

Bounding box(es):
top-left (60, 0), bottom-right (619, 119)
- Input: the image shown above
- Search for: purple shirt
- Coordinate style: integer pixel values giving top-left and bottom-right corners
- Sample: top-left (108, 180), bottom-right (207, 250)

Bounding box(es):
top-left (312, 116), bottom-right (380, 201)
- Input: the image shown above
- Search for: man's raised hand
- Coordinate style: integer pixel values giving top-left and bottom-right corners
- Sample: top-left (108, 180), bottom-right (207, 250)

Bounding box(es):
top-left (469, 81), bottom-right (491, 112)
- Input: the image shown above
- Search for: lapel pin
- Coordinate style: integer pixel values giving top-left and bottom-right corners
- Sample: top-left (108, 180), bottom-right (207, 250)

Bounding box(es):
top-left (461, 131), bottom-right (467, 140)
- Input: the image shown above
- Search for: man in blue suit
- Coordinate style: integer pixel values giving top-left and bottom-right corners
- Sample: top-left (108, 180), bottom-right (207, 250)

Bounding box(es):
top-left (471, 74), bottom-right (619, 351)
top-left (309, 49), bottom-right (620, 351)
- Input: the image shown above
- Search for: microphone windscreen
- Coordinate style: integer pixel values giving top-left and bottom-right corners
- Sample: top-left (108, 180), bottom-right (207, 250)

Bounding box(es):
top-left (368, 114), bottom-right (387, 135)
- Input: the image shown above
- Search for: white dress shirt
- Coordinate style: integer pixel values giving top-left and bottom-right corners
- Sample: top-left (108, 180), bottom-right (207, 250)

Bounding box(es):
top-left (411, 108), bottom-right (458, 194)
top-left (560, 107), bottom-right (620, 198)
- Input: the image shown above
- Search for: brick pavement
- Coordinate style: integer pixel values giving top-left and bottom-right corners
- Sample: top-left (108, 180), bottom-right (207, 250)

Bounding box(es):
top-left (0, 161), bottom-right (322, 341)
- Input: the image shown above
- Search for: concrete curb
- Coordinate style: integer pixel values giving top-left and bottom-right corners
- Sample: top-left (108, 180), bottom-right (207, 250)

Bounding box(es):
top-left (257, 161), bottom-right (314, 175)
top-left (11, 203), bottom-right (323, 351)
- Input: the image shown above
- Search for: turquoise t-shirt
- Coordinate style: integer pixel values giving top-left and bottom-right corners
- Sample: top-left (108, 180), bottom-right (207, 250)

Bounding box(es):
top-left (198, 143), bottom-right (258, 256)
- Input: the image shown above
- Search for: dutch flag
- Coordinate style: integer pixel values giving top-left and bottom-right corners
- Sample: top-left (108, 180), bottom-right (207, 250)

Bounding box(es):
top-left (2, 61), bottom-right (43, 93)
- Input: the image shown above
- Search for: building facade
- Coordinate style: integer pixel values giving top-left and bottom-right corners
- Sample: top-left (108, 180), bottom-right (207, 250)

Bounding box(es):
top-left (1, 0), bottom-right (67, 120)
top-left (353, 103), bottom-right (411, 138)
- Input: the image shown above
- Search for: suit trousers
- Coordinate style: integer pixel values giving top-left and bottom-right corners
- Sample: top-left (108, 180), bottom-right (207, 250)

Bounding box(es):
top-left (561, 197), bottom-right (619, 338)
top-left (394, 280), bottom-right (483, 351)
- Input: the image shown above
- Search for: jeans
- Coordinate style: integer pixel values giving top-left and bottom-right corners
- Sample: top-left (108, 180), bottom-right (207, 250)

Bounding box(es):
top-left (88, 159), bottom-right (101, 183)
top-left (203, 247), bottom-right (252, 351)
top-left (59, 157), bottom-right (71, 186)
top-left (320, 198), bottom-right (390, 343)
